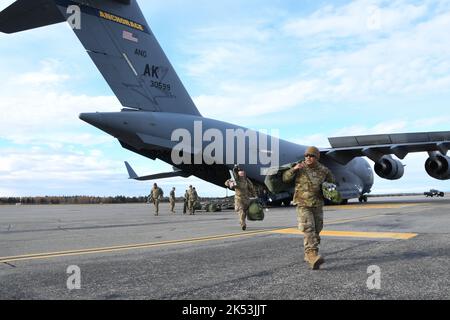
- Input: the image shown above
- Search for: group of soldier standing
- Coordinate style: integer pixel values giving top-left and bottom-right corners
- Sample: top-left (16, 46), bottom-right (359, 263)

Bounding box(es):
top-left (149, 146), bottom-right (335, 270)
top-left (149, 183), bottom-right (199, 216)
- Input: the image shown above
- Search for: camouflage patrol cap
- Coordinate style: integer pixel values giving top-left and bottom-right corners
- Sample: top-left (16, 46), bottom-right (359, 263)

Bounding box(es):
top-left (305, 146), bottom-right (320, 159)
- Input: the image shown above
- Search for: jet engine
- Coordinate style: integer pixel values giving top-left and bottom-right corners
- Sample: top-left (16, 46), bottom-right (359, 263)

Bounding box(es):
top-left (374, 156), bottom-right (404, 180)
top-left (425, 153), bottom-right (450, 180)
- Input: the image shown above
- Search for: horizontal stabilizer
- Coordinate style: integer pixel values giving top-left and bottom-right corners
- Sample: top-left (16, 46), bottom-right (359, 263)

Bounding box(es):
top-left (124, 161), bottom-right (190, 181)
top-left (0, 0), bottom-right (65, 34)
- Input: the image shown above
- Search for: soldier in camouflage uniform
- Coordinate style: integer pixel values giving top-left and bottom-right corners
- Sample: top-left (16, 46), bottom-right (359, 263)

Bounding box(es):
top-left (169, 187), bottom-right (176, 213)
top-left (150, 183), bottom-right (164, 216)
top-left (192, 187), bottom-right (199, 214)
top-left (183, 189), bottom-right (188, 214)
top-left (283, 146), bottom-right (335, 270)
top-left (225, 168), bottom-right (256, 231)
top-left (187, 185), bottom-right (197, 215)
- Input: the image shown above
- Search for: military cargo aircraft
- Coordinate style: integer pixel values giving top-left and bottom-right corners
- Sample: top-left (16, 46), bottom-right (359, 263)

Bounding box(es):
top-left (1, 0), bottom-right (450, 205)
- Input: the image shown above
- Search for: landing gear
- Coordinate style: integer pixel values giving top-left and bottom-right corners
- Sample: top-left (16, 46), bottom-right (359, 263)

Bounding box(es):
top-left (270, 199), bottom-right (283, 207)
top-left (358, 195), bottom-right (368, 203)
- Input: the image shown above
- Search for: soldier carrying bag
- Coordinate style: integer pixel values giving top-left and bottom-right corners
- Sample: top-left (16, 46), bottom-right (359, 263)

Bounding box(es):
top-left (322, 182), bottom-right (342, 204)
top-left (247, 199), bottom-right (265, 221)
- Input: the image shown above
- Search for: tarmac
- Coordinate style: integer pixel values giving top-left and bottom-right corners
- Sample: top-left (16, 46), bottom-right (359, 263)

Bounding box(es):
top-left (0, 195), bottom-right (449, 300)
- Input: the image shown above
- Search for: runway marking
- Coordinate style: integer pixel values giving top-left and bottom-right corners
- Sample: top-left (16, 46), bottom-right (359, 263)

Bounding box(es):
top-left (270, 228), bottom-right (418, 240)
top-left (326, 214), bottom-right (387, 225)
top-left (0, 216), bottom-right (418, 263)
top-left (0, 229), bottom-right (277, 264)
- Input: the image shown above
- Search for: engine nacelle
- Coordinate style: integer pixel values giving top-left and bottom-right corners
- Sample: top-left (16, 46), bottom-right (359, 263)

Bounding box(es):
top-left (425, 154), bottom-right (450, 180)
top-left (374, 156), bottom-right (404, 180)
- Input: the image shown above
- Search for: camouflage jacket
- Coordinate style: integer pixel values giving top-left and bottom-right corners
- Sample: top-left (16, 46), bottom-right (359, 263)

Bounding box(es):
top-left (233, 176), bottom-right (255, 205)
top-left (169, 190), bottom-right (175, 200)
top-left (151, 187), bottom-right (164, 200)
top-left (187, 189), bottom-right (198, 202)
top-left (283, 162), bottom-right (335, 207)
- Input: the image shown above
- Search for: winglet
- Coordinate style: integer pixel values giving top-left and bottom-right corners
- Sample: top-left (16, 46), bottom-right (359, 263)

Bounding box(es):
top-left (124, 161), bottom-right (139, 179)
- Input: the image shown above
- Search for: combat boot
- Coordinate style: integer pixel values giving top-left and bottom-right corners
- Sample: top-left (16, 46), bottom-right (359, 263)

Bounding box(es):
top-left (306, 250), bottom-right (324, 270)
top-left (316, 249), bottom-right (325, 264)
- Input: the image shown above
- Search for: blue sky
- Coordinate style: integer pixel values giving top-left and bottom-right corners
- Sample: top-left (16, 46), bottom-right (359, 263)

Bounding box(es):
top-left (1, 0), bottom-right (450, 197)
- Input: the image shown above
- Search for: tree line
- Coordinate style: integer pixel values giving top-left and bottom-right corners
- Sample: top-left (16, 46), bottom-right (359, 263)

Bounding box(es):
top-left (0, 195), bottom-right (219, 205)
top-left (0, 196), bottom-right (149, 205)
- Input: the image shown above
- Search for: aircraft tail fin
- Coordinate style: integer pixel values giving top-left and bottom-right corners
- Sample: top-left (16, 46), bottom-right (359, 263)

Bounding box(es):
top-left (0, 0), bottom-right (65, 34)
top-left (0, 0), bottom-right (202, 116)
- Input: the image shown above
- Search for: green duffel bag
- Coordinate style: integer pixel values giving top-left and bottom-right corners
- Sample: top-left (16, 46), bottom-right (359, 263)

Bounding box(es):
top-left (247, 200), bottom-right (264, 221)
top-left (208, 203), bottom-right (221, 212)
top-left (322, 182), bottom-right (342, 204)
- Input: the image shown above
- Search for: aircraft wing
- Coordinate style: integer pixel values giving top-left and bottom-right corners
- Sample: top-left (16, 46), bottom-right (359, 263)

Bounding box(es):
top-left (324, 131), bottom-right (450, 165)
top-left (124, 161), bottom-right (190, 181)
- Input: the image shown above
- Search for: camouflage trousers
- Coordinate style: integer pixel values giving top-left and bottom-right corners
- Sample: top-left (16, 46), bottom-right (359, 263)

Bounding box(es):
top-left (170, 199), bottom-right (175, 213)
top-left (235, 201), bottom-right (250, 228)
top-left (188, 201), bottom-right (195, 215)
top-left (153, 199), bottom-right (160, 215)
top-left (297, 206), bottom-right (324, 253)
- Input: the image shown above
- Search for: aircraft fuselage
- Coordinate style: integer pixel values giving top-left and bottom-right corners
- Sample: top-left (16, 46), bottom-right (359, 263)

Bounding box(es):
top-left (80, 110), bottom-right (374, 200)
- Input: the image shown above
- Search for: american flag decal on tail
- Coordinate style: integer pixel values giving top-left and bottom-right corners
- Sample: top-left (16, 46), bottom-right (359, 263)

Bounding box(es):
top-left (122, 30), bottom-right (138, 42)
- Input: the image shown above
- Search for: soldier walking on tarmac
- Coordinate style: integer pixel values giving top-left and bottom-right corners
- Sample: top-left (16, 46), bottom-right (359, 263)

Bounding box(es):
top-left (150, 183), bottom-right (164, 216)
top-left (187, 185), bottom-right (198, 215)
top-left (225, 166), bottom-right (255, 231)
top-left (169, 187), bottom-right (176, 213)
top-left (183, 189), bottom-right (189, 214)
top-left (283, 146), bottom-right (335, 270)
top-left (192, 187), bottom-right (199, 214)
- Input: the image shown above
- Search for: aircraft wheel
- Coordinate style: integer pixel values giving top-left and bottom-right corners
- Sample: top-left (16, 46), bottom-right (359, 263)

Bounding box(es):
top-left (359, 195), bottom-right (368, 203)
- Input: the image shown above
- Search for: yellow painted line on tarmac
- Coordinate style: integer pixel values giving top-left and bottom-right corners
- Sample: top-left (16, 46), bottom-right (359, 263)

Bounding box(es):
top-left (326, 214), bottom-right (386, 225)
top-left (270, 228), bottom-right (418, 240)
top-left (0, 229), bottom-right (276, 264)
top-left (0, 210), bottom-right (419, 264)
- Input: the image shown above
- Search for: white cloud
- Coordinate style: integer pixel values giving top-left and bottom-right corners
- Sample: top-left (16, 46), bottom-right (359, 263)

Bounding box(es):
top-left (189, 0), bottom-right (450, 121)
top-left (182, 20), bottom-right (276, 81)
top-left (0, 148), bottom-right (119, 182)
top-left (11, 59), bottom-right (70, 86)
top-left (283, 1), bottom-right (427, 39)
top-left (195, 79), bottom-right (320, 118)
top-left (0, 60), bottom-right (120, 144)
